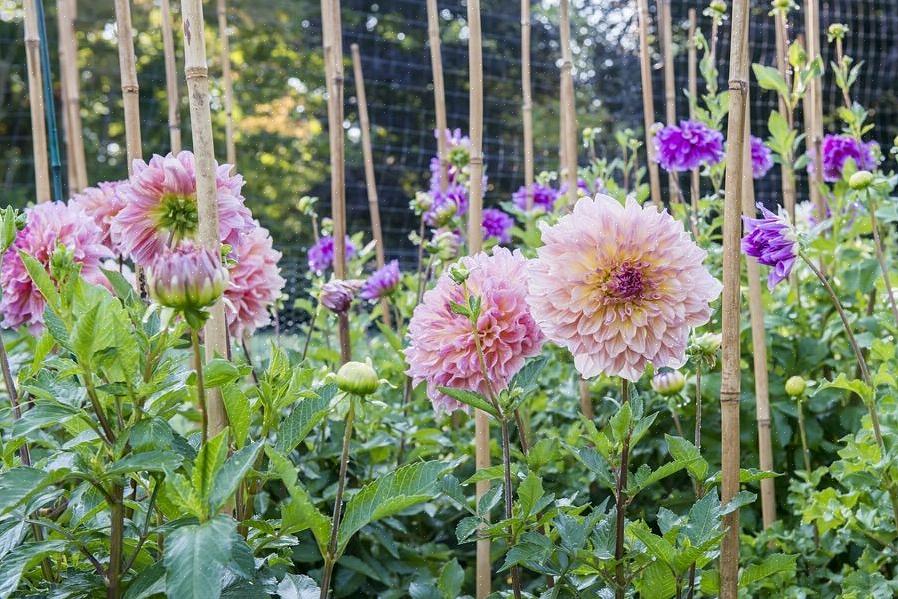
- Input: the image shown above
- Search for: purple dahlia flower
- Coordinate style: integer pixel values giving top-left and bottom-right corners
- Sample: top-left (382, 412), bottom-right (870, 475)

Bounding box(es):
top-left (360, 260), bottom-right (401, 301)
top-left (808, 134), bottom-right (878, 182)
top-left (654, 120), bottom-right (725, 172)
top-left (741, 204), bottom-right (798, 290)
top-left (482, 208), bottom-right (513, 244)
top-left (750, 135), bottom-right (774, 179)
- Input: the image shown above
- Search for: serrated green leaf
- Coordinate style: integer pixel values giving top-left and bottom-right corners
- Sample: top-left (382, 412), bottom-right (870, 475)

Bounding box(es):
top-left (163, 516), bottom-right (235, 599)
top-left (106, 451), bottom-right (183, 477)
top-left (739, 553), bottom-right (797, 587)
top-left (222, 386), bottom-right (251, 449)
top-left (208, 442), bottom-right (262, 513)
top-left (456, 516), bottom-right (479, 543)
top-left (517, 472), bottom-right (543, 518)
top-left (275, 392), bottom-right (332, 453)
top-left (192, 429), bottom-right (229, 507)
top-left (0, 468), bottom-right (47, 514)
top-left (18, 252), bottom-right (60, 310)
top-left (437, 559), bottom-right (464, 599)
top-left (666, 434), bottom-right (709, 481)
top-left (628, 520), bottom-right (675, 568)
top-left (0, 540), bottom-right (68, 599)
top-left (462, 465), bottom-right (504, 485)
top-left (636, 559), bottom-right (677, 599)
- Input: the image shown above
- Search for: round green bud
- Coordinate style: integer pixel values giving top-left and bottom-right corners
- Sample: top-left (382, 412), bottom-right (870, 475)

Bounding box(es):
top-left (335, 361), bottom-right (379, 396)
top-left (710, 0), bottom-right (727, 14)
top-left (449, 263), bottom-right (470, 285)
top-left (827, 23), bottom-right (849, 40)
top-left (694, 332), bottom-right (722, 354)
top-left (848, 170), bottom-right (874, 190)
top-left (652, 368), bottom-right (686, 396)
top-left (785, 375), bottom-right (806, 397)
top-left (771, 0), bottom-right (790, 9)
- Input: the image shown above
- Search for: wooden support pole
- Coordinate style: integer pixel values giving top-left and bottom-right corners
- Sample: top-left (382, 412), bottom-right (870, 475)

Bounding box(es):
top-left (803, 0), bottom-right (825, 219)
top-left (56, 0), bottom-right (75, 192)
top-left (114, 0), bottom-right (142, 175)
top-left (774, 9), bottom-right (797, 221)
top-left (57, 0), bottom-right (87, 191)
top-left (23, 0), bottom-right (51, 202)
top-left (660, 0), bottom-right (677, 204)
top-left (350, 43), bottom-right (392, 330)
top-left (687, 9), bottom-right (700, 216)
top-left (217, 0), bottom-right (236, 167)
top-left (720, 0), bottom-right (749, 595)
top-left (161, 0), bottom-right (182, 153)
top-left (635, 0), bottom-right (662, 207)
top-left (521, 0), bottom-right (534, 209)
top-left (35, 0), bottom-right (64, 202)
top-left (559, 0), bottom-right (577, 207)
top-left (180, 0), bottom-right (230, 435)
top-left (426, 0), bottom-right (449, 193)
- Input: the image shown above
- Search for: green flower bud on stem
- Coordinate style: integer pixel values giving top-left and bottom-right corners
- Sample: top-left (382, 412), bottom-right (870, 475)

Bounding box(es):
top-left (848, 170), bottom-right (874, 190)
top-left (336, 361), bottom-right (380, 396)
top-left (785, 375), bottom-right (807, 397)
top-left (652, 368), bottom-right (686, 396)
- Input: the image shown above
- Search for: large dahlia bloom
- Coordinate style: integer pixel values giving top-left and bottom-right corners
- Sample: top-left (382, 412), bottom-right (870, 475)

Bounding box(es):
top-left (114, 151), bottom-right (254, 266)
top-left (69, 180), bottom-right (127, 255)
top-left (750, 136), bottom-right (774, 179)
top-left (527, 194), bottom-right (722, 381)
top-left (224, 225), bottom-right (285, 338)
top-left (654, 120), bottom-right (724, 172)
top-left (512, 182), bottom-right (561, 213)
top-left (742, 204), bottom-right (798, 290)
top-left (307, 235), bottom-right (356, 274)
top-left (808, 134), bottom-right (878, 182)
top-left (405, 247), bottom-right (544, 414)
top-left (0, 202), bottom-right (112, 330)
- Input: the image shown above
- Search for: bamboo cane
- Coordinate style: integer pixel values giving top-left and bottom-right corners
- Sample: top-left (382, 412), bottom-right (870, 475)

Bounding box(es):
top-left (774, 9), bottom-right (797, 222)
top-left (426, 0), bottom-right (449, 193)
top-left (521, 0), bottom-right (534, 210)
top-left (559, 0), bottom-right (577, 208)
top-left (180, 0), bottom-right (230, 435)
top-left (578, 378), bottom-right (594, 419)
top-left (466, 0), bottom-right (490, 595)
top-left (660, 0), bottom-right (677, 204)
top-left (114, 0), bottom-right (142, 174)
top-left (635, 0), bottom-right (662, 207)
top-left (56, 0), bottom-right (75, 192)
top-left (35, 0), bottom-right (63, 202)
top-left (688, 8), bottom-right (699, 214)
top-left (559, 81), bottom-right (567, 170)
top-left (57, 0), bottom-right (87, 191)
top-left (741, 93), bottom-right (776, 529)
top-left (720, 0), bottom-right (749, 595)
top-left (803, 0), bottom-right (825, 219)
top-left (350, 43), bottom-right (392, 330)
top-left (217, 0), bottom-right (236, 168)
top-left (161, 0), bottom-right (182, 152)
top-left (23, 0), bottom-right (51, 202)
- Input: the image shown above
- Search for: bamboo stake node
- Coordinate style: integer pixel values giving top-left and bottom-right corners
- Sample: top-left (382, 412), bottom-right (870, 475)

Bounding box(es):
top-left (635, 0), bottom-right (662, 207)
top-left (24, 0), bottom-right (51, 202)
top-left (114, 0), bottom-right (142, 175)
top-left (161, 0), bottom-right (181, 153)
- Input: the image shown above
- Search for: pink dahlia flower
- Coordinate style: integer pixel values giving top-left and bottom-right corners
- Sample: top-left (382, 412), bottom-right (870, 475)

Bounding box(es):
top-left (527, 194), bottom-right (722, 381)
top-left (69, 180), bottom-right (127, 255)
top-left (147, 241), bottom-right (228, 314)
top-left (0, 202), bottom-right (112, 330)
top-left (224, 225), bottom-right (285, 338)
top-left (114, 151), bottom-right (254, 266)
top-left (405, 247), bottom-right (544, 414)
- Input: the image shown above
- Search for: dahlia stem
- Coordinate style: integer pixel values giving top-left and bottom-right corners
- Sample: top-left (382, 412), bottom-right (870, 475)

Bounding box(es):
top-left (301, 304), bottom-right (320, 362)
top-left (614, 378), bottom-right (631, 599)
top-left (320, 396), bottom-right (355, 599)
top-left (796, 397), bottom-right (812, 474)
top-left (868, 201), bottom-right (898, 329)
top-left (500, 416), bottom-right (522, 599)
top-left (190, 329), bottom-right (208, 444)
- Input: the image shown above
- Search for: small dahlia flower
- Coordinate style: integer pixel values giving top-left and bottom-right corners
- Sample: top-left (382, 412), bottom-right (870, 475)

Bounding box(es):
top-left (0, 202), bottom-right (112, 330)
top-left (424, 185), bottom-right (469, 227)
top-left (224, 225), bottom-right (285, 338)
top-left (320, 279), bottom-right (363, 313)
top-left (360, 260), bottom-right (400, 301)
top-left (482, 208), bottom-right (513, 244)
top-left (741, 204), bottom-right (798, 290)
top-left (512, 182), bottom-right (561, 213)
top-left (69, 180), bottom-right (127, 255)
top-left (750, 136), bottom-right (774, 179)
top-left (808, 134), bottom-right (879, 182)
top-left (654, 120), bottom-right (724, 172)
top-left (115, 151), bottom-right (254, 266)
top-left (307, 235), bottom-right (356, 274)
top-left (527, 194), bottom-right (722, 381)
top-left (147, 242), bottom-right (228, 323)
top-left (405, 247), bottom-right (544, 414)
top-left (651, 368), bottom-right (686, 396)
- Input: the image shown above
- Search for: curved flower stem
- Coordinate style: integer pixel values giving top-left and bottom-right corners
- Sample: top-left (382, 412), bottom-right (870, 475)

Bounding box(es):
top-left (796, 397), bottom-right (812, 475)
top-left (190, 329), bottom-right (208, 444)
top-left (614, 379), bottom-right (631, 599)
top-left (869, 204), bottom-right (898, 329)
top-left (686, 366), bottom-right (703, 599)
top-left (320, 396), bottom-right (356, 599)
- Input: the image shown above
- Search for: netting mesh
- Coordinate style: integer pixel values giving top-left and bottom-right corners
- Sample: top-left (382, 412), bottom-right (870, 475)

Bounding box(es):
top-left (1, 1), bottom-right (896, 333)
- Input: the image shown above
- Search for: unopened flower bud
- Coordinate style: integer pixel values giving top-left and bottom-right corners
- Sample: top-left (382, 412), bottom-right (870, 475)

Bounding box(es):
top-left (148, 242), bottom-right (229, 326)
top-left (709, 0), bottom-right (727, 15)
top-left (410, 191), bottom-right (434, 215)
top-left (785, 375), bottom-right (806, 397)
top-left (336, 361), bottom-right (379, 396)
top-left (449, 263), bottom-right (470, 285)
top-left (694, 332), bottom-right (722, 354)
top-left (431, 201), bottom-right (458, 227)
top-left (827, 23), bottom-right (848, 41)
top-left (320, 279), bottom-right (363, 313)
top-left (427, 229), bottom-right (460, 260)
top-left (652, 368), bottom-right (686, 396)
top-left (848, 170), bottom-right (874, 190)
top-left (771, 0), bottom-right (791, 11)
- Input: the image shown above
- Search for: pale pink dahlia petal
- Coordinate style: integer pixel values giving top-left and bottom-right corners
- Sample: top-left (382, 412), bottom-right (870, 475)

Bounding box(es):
top-left (0, 202), bottom-right (113, 330)
top-left (527, 194), bottom-right (721, 382)
top-left (69, 180), bottom-right (128, 255)
top-left (405, 247), bottom-right (544, 414)
top-left (223, 225), bottom-right (285, 338)
top-left (114, 151), bottom-right (255, 266)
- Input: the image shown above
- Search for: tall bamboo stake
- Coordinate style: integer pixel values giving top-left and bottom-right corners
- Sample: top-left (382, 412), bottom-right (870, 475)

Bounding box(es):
top-left (559, 0), bottom-right (577, 208)
top-left (217, 0), bottom-right (236, 167)
top-left (741, 94), bottom-right (776, 529)
top-left (35, 0), bottom-right (63, 202)
top-left (23, 0), bottom-right (51, 202)
top-left (56, 0), bottom-right (75, 192)
top-left (803, 0), bottom-right (825, 219)
top-left (687, 9), bottom-right (700, 215)
top-left (426, 0), bottom-right (449, 193)
top-left (465, 3), bottom-right (490, 595)
top-left (180, 0), bottom-right (230, 435)
top-left (161, 0), bottom-right (182, 152)
top-left (57, 0), bottom-right (87, 191)
top-left (774, 9), bottom-right (797, 221)
top-left (521, 0), bottom-right (534, 210)
top-left (635, 0), bottom-right (662, 207)
top-left (720, 0), bottom-right (749, 595)
top-left (350, 43), bottom-right (392, 330)
top-left (114, 0), bottom-right (142, 174)
top-left (660, 0), bottom-right (677, 204)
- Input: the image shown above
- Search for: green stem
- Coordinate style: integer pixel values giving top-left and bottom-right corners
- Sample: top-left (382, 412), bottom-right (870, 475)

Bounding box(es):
top-left (108, 483), bottom-right (124, 599)
top-left (869, 203), bottom-right (898, 329)
top-left (190, 329), bottom-right (208, 444)
top-left (796, 398), bottom-right (812, 474)
top-left (615, 379), bottom-right (631, 599)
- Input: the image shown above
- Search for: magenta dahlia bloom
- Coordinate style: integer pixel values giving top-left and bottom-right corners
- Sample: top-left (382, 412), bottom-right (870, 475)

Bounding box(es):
top-left (223, 225), bottom-right (285, 338)
top-left (307, 235), bottom-right (357, 274)
top-left (654, 120), bottom-right (724, 172)
top-left (808, 134), bottom-right (879, 182)
top-left (741, 204), bottom-right (798, 290)
top-left (527, 194), bottom-right (722, 381)
top-left (405, 247), bottom-right (544, 414)
top-left (69, 180), bottom-right (127, 255)
top-left (512, 182), bottom-right (561, 213)
top-left (0, 202), bottom-right (112, 330)
top-left (114, 151), bottom-right (254, 266)
top-left (424, 185), bottom-right (469, 227)
top-left (750, 135), bottom-right (774, 179)
top-left (320, 279), bottom-right (363, 313)
top-left (482, 208), bottom-right (513, 244)
top-left (360, 260), bottom-right (400, 301)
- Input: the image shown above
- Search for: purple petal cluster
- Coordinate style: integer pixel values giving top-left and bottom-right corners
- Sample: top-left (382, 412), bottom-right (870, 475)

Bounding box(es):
top-left (424, 185), bottom-right (469, 227)
top-left (741, 204), bottom-right (798, 290)
top-left (750, 136), bottom-right (774, 179)
top-left (512, 182), bottom-right (561, 213)
top-left (360, 260), bottom-right (401, 301)
top-left (320, 279), bottom-right (363, 313)
top-left (307, 235), bottom-right (357, 274)
top-left (654, 120), bottom-right (725, 172)
top-left (481, 208), bottom-right (513, 244)
top-left (808, 134), bottom-right (878, 182)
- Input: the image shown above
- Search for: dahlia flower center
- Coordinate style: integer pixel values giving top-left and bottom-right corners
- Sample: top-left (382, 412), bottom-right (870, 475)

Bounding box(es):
top-left (602, 262), bottom-right (649, 303)
top-left (155, 192), bottom-right (199, 242)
